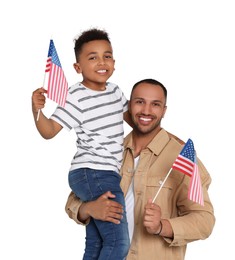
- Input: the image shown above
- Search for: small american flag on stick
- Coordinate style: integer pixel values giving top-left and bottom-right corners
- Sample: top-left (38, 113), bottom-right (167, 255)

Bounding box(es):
top-left (45, 40), bottom-right (68, 107)
top-left (152, 138), bottom-right (204, 206)
top-left (172, 138), bottom-right (204, 206)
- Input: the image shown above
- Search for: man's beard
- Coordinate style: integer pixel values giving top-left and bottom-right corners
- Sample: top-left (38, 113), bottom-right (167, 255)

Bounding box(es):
top-left (132, 117), bottom-right (162, 136)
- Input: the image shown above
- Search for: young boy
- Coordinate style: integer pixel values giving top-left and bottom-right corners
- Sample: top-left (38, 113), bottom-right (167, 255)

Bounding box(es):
top-left (32, 28), bottom-right (131, 259)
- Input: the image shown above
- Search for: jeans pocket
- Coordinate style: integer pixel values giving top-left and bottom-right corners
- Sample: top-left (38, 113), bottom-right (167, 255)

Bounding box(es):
top-left (68, 169), bottom-right (92, 201)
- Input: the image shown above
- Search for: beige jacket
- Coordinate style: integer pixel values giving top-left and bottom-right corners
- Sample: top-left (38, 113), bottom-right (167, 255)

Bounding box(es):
top-left (65, 129), bottom-right (215, 260)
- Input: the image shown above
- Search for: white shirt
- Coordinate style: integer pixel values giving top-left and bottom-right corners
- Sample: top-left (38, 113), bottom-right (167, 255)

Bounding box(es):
top-left (51, 82), bottom-right (128, 173)
top-left (125, 156), bottom-right (139, 242)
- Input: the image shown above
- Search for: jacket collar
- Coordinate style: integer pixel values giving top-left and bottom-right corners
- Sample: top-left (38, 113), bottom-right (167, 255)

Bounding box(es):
top-left (124, 128), bottom-right (171, 156)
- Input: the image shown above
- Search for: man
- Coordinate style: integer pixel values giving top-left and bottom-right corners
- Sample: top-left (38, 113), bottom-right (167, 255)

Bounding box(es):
top-left (66, 79), bottom-right (215, 259)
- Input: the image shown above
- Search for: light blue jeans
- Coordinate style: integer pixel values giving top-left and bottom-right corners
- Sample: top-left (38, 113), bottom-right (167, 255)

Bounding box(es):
top-left (68, 168), bottom-right (130, 260)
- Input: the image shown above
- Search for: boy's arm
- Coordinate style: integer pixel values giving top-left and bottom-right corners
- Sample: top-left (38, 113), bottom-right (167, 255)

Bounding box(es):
top-left (124, 110), bottom-right (134, 128)
top-left (32, 87), bottom-right (62, 139)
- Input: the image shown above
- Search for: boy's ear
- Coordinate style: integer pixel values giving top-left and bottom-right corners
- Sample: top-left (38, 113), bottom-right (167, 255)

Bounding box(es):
top-left (73, 63), bottom-right (82, 74)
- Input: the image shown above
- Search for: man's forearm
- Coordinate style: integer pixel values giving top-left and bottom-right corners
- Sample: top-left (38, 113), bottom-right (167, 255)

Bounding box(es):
top-left (65, 192), bottom-right (89, 225)
top-left (159, 219), bottom-right (174, 238)
top-left (77, 202), bottom-right (91, 223)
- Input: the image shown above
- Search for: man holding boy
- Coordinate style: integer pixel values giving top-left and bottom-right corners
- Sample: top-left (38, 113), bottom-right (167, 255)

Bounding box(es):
top-left (66, 78), bottom-right (215, 259)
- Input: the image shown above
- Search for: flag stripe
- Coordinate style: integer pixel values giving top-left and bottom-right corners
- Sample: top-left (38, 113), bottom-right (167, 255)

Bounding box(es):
top-left (188, 163), bottom-right (204, 206)
top-left (172, 155), bottom-right (194, 177)
top-left (171, 165), bottom-right (192, 177)
top-left (45, 58), bottom-right (51, 72)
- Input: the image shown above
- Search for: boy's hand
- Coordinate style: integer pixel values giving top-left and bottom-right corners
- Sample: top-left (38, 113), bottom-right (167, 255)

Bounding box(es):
top-left (32, 87), bottom-right (47, 113)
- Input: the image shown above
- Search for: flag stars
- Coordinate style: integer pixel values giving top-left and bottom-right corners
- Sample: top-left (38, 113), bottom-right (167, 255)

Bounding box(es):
top-left (48, 40), bottom-right (62, 67)
top-left (181, 139), bottom-right (195, 162)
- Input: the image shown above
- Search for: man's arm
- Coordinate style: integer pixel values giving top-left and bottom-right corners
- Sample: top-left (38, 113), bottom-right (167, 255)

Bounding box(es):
top-left (65, 192), bottom-right (86, 225)
top-left (65, 191), bottom-right (124, 225)
top-left (143, 158), bottom-right (215, 243)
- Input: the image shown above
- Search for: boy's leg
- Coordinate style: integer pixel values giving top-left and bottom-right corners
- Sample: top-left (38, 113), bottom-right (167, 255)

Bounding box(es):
top-left (91, 170), bottom-right (130, 259)
top-left (69, 168), bottom-right (103, 259)
top-left (94, 190), bottom-right (130, 259)
top-left (69, 169), bottom-right (130, 259)
top-left (83, 218), bottom-right (102, 260)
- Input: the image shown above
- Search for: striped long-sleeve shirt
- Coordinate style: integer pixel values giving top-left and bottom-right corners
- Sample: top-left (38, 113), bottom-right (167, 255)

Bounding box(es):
top-left (51, 82), bottom-right (128, 173)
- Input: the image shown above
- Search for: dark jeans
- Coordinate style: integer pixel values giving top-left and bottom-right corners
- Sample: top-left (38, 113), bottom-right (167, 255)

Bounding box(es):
top-left (69, 168), bottom-right (130, 260)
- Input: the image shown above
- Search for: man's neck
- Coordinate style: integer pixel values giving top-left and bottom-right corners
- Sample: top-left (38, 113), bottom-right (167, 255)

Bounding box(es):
top-left (132, 128), bottom-right (162, 157)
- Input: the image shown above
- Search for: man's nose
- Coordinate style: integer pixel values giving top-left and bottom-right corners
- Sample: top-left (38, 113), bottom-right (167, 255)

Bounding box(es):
top-left (141, 103), bottom-right (152, 114)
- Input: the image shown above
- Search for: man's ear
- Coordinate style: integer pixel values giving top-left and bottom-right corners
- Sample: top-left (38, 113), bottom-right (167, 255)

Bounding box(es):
top-left (162, 105), bottom-right (167, 118)
top-left (73, 63), bottom-right (82, 74)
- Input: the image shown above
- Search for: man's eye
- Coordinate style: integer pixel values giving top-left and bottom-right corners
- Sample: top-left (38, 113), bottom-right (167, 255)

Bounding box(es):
top-left (153, 103), bottom-right (160, 106)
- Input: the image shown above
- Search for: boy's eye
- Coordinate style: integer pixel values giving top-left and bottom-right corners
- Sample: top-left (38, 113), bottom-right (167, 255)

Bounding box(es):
top-left (89, 56), bottom-right (96, 60)
top-left (105, 55), bottom-right (112, 59)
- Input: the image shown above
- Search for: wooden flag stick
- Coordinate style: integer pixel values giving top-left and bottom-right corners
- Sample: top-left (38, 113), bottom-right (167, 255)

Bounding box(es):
top-left (36, 109), bottom-right (41, 121)
top-left (36, 73), bottom-right (47, 121)
top-left (152, 168), bottom-right (173, 203)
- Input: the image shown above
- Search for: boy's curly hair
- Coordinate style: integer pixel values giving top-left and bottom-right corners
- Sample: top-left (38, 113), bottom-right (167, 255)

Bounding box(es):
top-left (74, 28), bottom-right (111, 61)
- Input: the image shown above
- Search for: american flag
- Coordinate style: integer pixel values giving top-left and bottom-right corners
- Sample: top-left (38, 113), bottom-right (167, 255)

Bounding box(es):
top-left (45, 40), bottom-right (68, 107)
top-left (172, 139), bottom-right (204, 206)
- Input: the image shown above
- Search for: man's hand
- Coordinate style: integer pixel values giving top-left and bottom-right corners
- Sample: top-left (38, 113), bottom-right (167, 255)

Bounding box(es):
top-left (143, 198), bottom-right (162, 234)
top-left (79, 191), bottom-right (124, 224)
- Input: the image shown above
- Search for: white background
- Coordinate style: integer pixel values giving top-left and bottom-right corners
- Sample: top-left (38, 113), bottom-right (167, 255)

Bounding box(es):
top-left (1, 0), bottom-right (234, 259)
